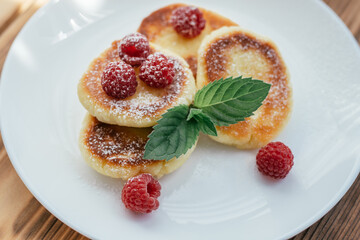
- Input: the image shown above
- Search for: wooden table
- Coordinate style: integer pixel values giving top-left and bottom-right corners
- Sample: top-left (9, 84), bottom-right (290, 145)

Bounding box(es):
top-left (0, 0), bottom-right (359, 239)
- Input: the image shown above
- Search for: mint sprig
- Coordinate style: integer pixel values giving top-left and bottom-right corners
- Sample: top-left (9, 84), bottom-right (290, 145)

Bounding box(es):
top-left (143, 76), bottom-right (271, 161)
top-left (187, 108), bottom-right (217, 136)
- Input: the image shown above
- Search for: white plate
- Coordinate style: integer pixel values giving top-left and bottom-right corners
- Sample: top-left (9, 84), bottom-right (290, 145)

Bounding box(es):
top-left (1, 0), bottom-right (360, 239)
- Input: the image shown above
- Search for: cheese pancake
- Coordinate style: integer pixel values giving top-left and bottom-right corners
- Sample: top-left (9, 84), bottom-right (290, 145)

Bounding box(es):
top-left (197, 26), bottom-right (292, 149)
top-left (79, 114), bottom-right (197, 180)
top-left (78, 41), bottom-right (196, 128)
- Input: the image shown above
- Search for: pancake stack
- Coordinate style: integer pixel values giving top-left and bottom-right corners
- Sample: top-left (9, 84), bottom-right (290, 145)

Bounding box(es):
top-left (78, 4), bottom-right (292, 180)
top-left (78, 41), bottom-right (197, 180)
top-left (138, 4), bottom-right (292, 149)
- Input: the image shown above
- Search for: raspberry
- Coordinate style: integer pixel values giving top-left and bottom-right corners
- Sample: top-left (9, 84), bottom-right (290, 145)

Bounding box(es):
top-left (256, 142), bottom-right (294, 179)
top-left (101, 61), bottom-right (137, 99)
top-left (139, 53), bottom-right (175, 88)
top-left (121, 173), bottom-right (161, 213)
top-left (118, 33), bottom-right (150, 66)
top-left (170, 6), bottom-right (206, 38)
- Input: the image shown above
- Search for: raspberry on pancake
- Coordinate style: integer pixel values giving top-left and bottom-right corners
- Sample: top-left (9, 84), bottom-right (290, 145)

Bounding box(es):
top-left (78, 41), bottom-right (196, 128)
top-left (138, 3), bottom-right (237, 77)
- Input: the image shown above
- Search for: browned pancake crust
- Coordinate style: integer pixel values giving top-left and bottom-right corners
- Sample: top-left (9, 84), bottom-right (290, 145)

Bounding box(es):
top-left (200, 29), bottom-right (291, 148)
top-left (79, 115), bottom-right (197, 179)
top-left (84, 116), bottom-right (159, 168)
top-left (138, 3), bottom-right (237, 76)
top-left (78, 40), bottom-right (196, 128)
top-left (80, 41), bottom-right (186, 118)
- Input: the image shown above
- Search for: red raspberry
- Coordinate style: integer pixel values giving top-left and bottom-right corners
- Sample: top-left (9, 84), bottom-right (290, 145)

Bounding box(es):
top-left (256, 142), bottom-right (294, 179)
top-left (118, 33), bottom-right (150, 66)
top-left (139, 53), bottom-right (175, 88)
top-left (101, 61), bottom-right (137, 99)
top-left (121, 173), bottom-right (161, 213)
top-left (170, 6), bottom-right (206, 38)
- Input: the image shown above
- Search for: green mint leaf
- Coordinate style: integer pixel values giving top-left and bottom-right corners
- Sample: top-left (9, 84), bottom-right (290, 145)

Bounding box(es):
top-left (187, 108), bottom-right (217, 136)
top-left (143, 105), bottom-right (199, 161)
top-left (194, 76), bottom-right (271, 126)
top-left (186, 107), bottom-right (202, 121)
top-left (144, 76), bottom-right (270, 161)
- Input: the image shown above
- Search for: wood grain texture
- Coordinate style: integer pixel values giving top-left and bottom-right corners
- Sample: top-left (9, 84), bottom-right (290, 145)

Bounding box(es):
top-left (0, 0), bottom-right (359, 239)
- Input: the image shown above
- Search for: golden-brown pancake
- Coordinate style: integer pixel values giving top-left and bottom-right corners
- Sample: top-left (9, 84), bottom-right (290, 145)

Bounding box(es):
top-left (197, 26), bottom-right (292, 149)
top-left (138, 3), bottom-right (237, 77)
top-left (79, 114), bottom-right (197, 180)
top-left (78, 41), bottom-right (196, 127)
top-left (78, 41), bottom-right (196, 128)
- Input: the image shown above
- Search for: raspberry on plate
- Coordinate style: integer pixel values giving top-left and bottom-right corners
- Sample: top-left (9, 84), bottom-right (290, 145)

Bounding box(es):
top-left (101, 61), bottom-right (137, 99)
top-left (139, 52), bottom-right (175, 88)
top-left (121, 173), bottom-right (161, 213)
top-left (170, 6), bottom-right (206, 38)
top-left (118, 33), bottom-right (150, 66)
top-left (256, 142), bottom-right (294, 179)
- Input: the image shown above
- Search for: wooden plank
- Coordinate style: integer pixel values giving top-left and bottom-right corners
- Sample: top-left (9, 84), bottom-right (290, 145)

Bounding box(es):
top-left (0, 0), bottom-right (21, 33)
top-left (0, 0), bottom-right (359, 239)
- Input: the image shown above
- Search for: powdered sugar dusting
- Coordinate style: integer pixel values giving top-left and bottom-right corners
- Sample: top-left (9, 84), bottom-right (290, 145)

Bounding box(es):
top-left (119, 33), bottom-right (150, 66)
top-left (170, 6), bottom-right (206, 38)
top-left (204, 33), bottom-right (290, 113)
top-left (82, 41), bottom-right (187, 121)
top-left (86, 120), bottom-right (153, 166)
top-left (120, 33), bottom-right (148, 49)
top-left (108, 57), bottom-right (184, 119)
top-left (101, 61), bottom-right (137, 99)
top-left (139, 52), bottom-right (175, 88)
top-left (203, 31), bottom-right (292, 141)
